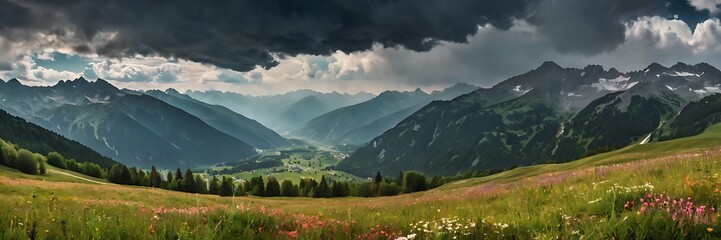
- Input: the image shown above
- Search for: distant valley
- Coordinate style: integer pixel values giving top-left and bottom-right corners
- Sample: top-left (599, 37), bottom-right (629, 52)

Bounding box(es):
top-left (2, 62), bottom-right (721, 180)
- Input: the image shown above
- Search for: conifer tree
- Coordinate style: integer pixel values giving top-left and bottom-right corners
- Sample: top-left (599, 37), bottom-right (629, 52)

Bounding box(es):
top-left (175, 168), bottom-right (183, 180)
top-left (250, 176), bottom-right (265, 196)
top-left (219, 176), bottom-right (234, 196)
top-left (166, 172), bottom-right (174, 186)
top-left (265, 176), bottom-right (281, 197)
top-left (195, 175), bottom-right (207, 194)
top-left (150, 166), bottom-right (161, 187)
top-left (313, 175), bottom-right (331, 198)
top-left (209, 176), bottom-right (219, 195)
top-left (184, 169), bottom-right (197, 193)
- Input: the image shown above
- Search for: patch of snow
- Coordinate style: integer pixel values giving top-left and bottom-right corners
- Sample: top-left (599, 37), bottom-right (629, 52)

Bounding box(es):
top-left (626, 82), bottom-right (639, 89)
top-left (705, 86), bottom-right (721, 93)
top-left (512, 85), bottom-right (531, 94)
top-left (567, 92), bottom-right (582, 97)
top-left (608, 76), bottom-right (630, 82)
top-left (556, 124), bottom-right (565, 137)
top-left (413, 123), bottom-right (421, 131)
top-left (580, 71), bottom-right (585, 77)
top-left (85, 96), bottom-right (109, 104)
top-left (378, 149), bottom-right (386, 160)
top-left (591, 77), bottom-right (636, 91)
top-left (668, 71), bottom-right (700, 77)
top-left (373, 141), bottom-right (377, 148)
top-left (694, 89), bottom-right (708, 94)
top-left (665, 85), bottom-right (676, 91)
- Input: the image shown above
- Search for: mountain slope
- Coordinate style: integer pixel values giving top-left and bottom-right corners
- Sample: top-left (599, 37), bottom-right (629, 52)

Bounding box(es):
top-left (0, 78), bottom-right (258, 168)
top-left (656, 93), bottom-right (721, 140)
top-left (339, 62), bottom-right (721, 177)
top-left (295, 83), bottom-right (478, 145)
top-left (186, 89), bottom-right (374, 133)
top-left (0, 108), bottom-right (117, 168)
top-left (144, 89), bottom-right (288, 149)
top-left (272, 95), bottom-right (333, 133)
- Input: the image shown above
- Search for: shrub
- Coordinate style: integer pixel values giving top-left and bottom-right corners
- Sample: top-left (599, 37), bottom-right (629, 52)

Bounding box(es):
top-left (46, 152), bottom-right (67, 169)
top-left (38, 158), bottom-right (46, 175)
top-left (280, 180), bottom-right (298, 197)
top-left (1, 141), bottom-right (18, 167)
top-left (16, 149), bottom-right (38, 175)
top-left (66, 159), bottom-right (83, 173)
top-left (82, 163), bottom-right (103, 178)
top-left (403, 171), bottom-right (428, 193)
top-left (378, 182), bottom-right (401, 196)
top-left (354, 182), bottom-right (375, 198)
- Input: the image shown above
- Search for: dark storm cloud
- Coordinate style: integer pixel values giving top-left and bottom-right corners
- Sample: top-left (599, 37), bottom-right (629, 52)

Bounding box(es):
top-left (0, 0), bottom-right (532, 72)
top-left (0, 0), bottom-right (706, 72)
top-left (528, 0), bottom-right (686, 55)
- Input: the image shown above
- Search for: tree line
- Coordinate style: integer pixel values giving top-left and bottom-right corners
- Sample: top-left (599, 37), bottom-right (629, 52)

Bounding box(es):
top-left (105, 162), bottom-right (436, 198)
top-left (1, 136), bottom-right (475, 199)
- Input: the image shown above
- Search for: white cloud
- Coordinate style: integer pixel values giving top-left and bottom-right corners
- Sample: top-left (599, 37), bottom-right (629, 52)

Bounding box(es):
top-left (689, 0), bottom-right (721, 13)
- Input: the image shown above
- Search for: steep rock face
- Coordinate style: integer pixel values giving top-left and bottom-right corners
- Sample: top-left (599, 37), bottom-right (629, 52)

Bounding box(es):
top-left (339, 62), bottom-right (721, 177)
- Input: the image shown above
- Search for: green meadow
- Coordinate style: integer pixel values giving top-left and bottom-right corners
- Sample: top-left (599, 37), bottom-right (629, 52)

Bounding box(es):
top-left (2, 125), bottom-right (721, 239)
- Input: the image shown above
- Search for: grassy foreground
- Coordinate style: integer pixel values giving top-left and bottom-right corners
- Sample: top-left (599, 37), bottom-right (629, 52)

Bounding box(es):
top-left (2, 126), bottom-right (721, 239)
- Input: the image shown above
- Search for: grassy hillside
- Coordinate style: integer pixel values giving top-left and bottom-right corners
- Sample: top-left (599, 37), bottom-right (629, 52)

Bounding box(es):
top-left (2, 125), bottom-right (721, 239)
top-left (0, 109), bottom-right (117, 168)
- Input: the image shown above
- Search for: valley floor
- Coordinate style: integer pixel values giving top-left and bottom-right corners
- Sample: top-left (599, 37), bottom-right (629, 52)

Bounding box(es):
top-left (3, 126), bottom-right (721, 239)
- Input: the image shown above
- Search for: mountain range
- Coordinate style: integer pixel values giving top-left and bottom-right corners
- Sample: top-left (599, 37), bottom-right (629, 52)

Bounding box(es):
top-left (2, 61), bottom-right (721, 178)
top-left (294, 83), bottom-right (479, 145)
top-left (0, 78), bottom-right (272, 169)
top-left (339, 62), bottom-right (721, 177)
top-left (186, 89), bottom-right (375, 134)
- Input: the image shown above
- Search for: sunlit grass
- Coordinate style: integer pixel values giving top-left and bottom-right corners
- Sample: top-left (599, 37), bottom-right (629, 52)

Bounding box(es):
top-left (2, 125), bottom-right (721, 239)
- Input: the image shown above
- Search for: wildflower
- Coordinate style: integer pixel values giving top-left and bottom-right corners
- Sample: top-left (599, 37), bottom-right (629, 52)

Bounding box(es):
top-left (708, 228), bottom-right (714, 233)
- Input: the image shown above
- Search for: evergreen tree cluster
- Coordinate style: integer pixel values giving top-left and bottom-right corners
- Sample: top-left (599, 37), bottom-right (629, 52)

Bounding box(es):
top-left (3, 136), bottom-right (440, 200)
top-left (0, 139), bottom-right (48, 176)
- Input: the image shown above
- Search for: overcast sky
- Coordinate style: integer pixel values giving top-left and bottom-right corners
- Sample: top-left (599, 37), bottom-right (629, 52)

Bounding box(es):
top-left (1, 0), bottom-right (721, 95)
